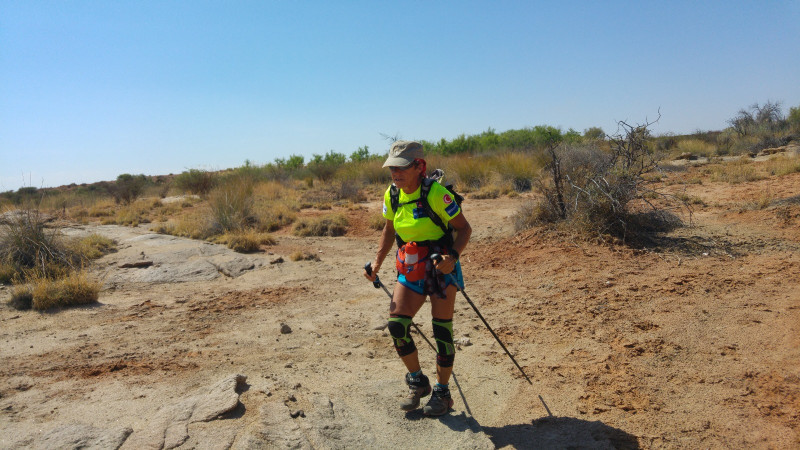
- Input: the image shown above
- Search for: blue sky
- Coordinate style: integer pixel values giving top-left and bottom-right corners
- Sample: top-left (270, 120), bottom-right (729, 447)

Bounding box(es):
top-left (2, 1), bottom-right (799, 189)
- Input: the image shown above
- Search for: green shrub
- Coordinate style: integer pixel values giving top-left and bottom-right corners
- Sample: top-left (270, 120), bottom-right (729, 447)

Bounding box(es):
top-left (174, 169), bottom-right (217, 196)
top-left (110, 174), bottom-right (148, 205)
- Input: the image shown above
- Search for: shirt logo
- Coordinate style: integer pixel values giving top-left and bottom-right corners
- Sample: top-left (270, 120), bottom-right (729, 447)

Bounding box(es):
top-left (443, 194), bottom-right (453, 204)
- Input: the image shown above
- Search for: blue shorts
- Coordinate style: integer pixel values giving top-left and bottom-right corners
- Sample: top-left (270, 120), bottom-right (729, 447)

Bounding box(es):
top-left (398, 260), bottom-right (464, 296)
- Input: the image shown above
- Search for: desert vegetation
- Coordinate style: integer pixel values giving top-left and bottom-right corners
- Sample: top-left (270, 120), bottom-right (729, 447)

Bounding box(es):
top-left (2, 101), bottom-right (798, 310)
top-left (0, 208), bottom-right (111, 310)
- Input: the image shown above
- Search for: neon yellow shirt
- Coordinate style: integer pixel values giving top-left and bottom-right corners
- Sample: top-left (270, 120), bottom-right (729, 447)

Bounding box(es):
top-left (382, 181), bottom-right (461, 243)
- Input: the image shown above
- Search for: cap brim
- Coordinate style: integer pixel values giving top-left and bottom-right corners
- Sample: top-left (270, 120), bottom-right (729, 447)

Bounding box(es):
top-left (382, 156), bottom-right (414, 168)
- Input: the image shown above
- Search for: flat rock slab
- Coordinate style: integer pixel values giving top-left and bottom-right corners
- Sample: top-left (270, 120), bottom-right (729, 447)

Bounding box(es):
top-left (122, 374), bottom-right (247, 450)
top-left (26, 424), bottom-right (133, 450)
top-left (61, 226), bottom-right (264, 284)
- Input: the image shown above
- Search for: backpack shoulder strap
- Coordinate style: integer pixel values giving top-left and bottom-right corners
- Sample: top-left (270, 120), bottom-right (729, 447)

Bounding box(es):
top-left (389, 184), bottom-right (400, 213)
top-left (420, 178), bottom-right (448, 234)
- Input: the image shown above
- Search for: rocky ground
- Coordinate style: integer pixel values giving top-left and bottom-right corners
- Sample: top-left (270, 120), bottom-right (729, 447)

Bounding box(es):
top-left (1, 164), bottom-right (798, 449)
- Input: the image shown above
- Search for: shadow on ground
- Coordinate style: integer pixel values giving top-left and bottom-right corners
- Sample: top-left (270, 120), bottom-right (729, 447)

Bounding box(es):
top-left (482, 416), bottom-right (639, 449)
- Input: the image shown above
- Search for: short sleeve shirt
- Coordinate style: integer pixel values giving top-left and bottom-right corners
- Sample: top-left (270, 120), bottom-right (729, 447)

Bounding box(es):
top-left (382, 181), bottom-right (461, 243)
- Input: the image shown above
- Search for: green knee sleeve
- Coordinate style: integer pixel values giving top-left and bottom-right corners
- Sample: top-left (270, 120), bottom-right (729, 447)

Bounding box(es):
top-left (388, 315), bottom-right (416, 357)
top-left (432, 318), bottom-right (455, 367)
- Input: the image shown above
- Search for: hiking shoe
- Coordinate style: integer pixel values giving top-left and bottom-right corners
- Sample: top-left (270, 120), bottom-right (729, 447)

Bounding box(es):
top-left (423, 384), bottom-right (454, 416)
top-left (400, 372), bottom-right (431, 411)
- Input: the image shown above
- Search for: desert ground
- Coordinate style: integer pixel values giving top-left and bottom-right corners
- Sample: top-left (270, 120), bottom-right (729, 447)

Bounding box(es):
top-left (1, 160), bottom-right (799, 449)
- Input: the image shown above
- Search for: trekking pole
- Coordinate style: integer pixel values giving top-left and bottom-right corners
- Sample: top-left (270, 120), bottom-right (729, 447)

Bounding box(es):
top-left (431, 254), bottom-right (533, 385)
top-left (364, 262), bottom-right (437, 351)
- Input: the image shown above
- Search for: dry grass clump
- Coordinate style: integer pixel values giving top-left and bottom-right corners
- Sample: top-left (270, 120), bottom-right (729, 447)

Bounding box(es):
top-left (107, 202), bottom-right (152, 227)
top-left (255, 201), bottom-right (297, 232)
top-left (675, 139), bottom-right (717, 158)
top-left (69, 234), bottom-right (117, 260)
top-left (88, 199), bottom-right (116, 217)
top-left (709, 160), bottom-right (765, 184)
top-left (488, 151), bottom-right (540, 192)
top-left (207, 178), bottom-right (255, 234)
top-left (369, 212), bottom-right (386, 231)
top-left (290, 250), bottom-right (320, 261)
top-left (762, 155), bottom-right (800, 176)
top-left (293, 214), bottom-right (349, 237)
top-left (8, 271), bottom-right (101, 311)
top-left (216, 230), bottom-right (275, 253)
top-left (470, 185), bottom-right (502, 199)
top-left (446, 156), bottom-right (493, 191)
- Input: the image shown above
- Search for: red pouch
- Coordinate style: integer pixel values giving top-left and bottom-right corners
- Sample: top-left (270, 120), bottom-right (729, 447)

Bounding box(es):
top-left (396, 242), bottom-right (429, 282)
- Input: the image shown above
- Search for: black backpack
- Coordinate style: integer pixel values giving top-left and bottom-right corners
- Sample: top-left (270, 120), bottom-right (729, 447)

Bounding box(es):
top-left (389, 170), bottom-right (464, 246)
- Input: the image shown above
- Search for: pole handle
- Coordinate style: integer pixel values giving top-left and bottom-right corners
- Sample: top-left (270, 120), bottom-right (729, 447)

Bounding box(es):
top-left (364, 262), bottom-right (381, 288)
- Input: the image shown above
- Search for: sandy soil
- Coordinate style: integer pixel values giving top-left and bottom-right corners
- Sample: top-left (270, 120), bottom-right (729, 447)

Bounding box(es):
top-left (1, 164), bottom-right (798, 449)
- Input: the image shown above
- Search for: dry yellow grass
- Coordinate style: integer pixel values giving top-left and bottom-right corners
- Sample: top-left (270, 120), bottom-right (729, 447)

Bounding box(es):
top-left (216, 230), bottom-right (275, 253)
top-left (709, 160), bottom-right (764, 184)
top-left (29, 271), bottom-right (100, 311)
top-left (762, 154), bottom-right (800, 176)
top-left (676, 138), bottom-right (717, 157)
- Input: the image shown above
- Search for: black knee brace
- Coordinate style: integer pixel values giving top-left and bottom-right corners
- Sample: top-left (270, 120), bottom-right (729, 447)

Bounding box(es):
top-left (388, 315), bottom-right (416, 357)
top-left (432, 318), bottom-right (455, 367)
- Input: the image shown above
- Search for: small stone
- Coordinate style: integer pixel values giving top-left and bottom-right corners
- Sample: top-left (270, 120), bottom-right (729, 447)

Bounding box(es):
top-left (280, 323), bottom-right (292, 334)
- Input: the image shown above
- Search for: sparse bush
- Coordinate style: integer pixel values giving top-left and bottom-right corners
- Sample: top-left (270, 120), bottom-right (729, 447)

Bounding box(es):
top-left (293, 214), bottom-right (349, 237)
top-left (174, 169), bottom-right (217, 196)
top-left (335, 181), bottom-right (366, 203)
top-left (583, 127), bottom-right (605, 141)
top-left (526, 117), bottom-right (690, 241)
top-left (307, 151), bottom-right (347, 182)
top-left (490, 152), bottom-right (539, 192)
top-left (447, 156), bottom-right (493, 190)
top-left (0, 208), bottom-right (82, 280)
top-left (110, 174), bottom-right (148, 205)
top-left (208, 178), bottom-right (255, 234)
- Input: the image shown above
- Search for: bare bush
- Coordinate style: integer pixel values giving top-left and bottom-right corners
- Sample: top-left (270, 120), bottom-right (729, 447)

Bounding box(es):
top-left (524, 115), bottom-right (691, 241)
